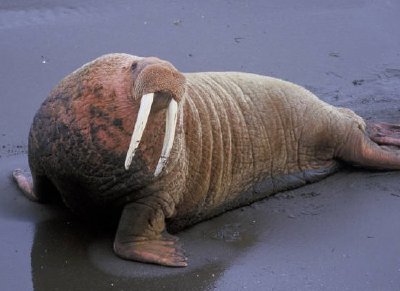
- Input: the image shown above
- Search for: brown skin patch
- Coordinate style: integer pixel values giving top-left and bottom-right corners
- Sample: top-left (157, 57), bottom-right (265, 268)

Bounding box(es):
top-left (69, 60), bottom-right (136, 155)
top-left (62, 55), bottom-right (185, 163)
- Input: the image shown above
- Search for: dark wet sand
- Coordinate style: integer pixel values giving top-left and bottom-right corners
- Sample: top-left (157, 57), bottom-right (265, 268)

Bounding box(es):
top-left (1, 1), bottom-right (400, 290)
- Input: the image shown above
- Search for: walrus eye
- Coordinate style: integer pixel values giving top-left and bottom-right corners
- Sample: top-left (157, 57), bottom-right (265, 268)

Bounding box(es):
top-left (131, 62), bottom-right (138, 72)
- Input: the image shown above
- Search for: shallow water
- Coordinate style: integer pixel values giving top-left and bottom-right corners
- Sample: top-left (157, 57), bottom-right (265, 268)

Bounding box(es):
top-left (1, 0), bottom-right (400, 290)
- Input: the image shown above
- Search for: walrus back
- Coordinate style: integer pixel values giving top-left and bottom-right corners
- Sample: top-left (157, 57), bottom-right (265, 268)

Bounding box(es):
top-left (173, 72), bottom-right (351, 224)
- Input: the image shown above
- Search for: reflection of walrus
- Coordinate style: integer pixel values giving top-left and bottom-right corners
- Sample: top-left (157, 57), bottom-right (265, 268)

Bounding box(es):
top-left (12, 53), bottom-right (400, 267)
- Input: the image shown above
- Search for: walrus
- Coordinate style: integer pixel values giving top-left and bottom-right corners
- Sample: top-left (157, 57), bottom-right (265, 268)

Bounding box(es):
top-left (12, 53), bottom-right (400, 267)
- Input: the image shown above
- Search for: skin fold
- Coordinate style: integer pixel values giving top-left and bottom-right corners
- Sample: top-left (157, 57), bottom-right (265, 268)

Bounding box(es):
top-left (12, 53), bottom-right (400, 267)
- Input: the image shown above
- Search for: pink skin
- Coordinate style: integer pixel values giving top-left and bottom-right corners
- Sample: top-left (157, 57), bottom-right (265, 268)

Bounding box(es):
top-left (114, 236), bottom-right (187, 267)
top-left (12, 169), bottom-right (39, 202)
top-left (368, 122), bottom-right (400, 147)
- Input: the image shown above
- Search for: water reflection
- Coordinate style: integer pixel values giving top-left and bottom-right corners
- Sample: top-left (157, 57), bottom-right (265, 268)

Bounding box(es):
top-left (29, 205), bottom-right (260, 291)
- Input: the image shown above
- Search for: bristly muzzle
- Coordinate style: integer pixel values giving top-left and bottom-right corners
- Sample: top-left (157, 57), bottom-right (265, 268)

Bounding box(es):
top-left (124, 59), bottom-right (185, 177)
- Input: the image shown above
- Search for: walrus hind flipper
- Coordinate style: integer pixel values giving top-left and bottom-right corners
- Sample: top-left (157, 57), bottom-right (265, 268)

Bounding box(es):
top-left (367, 122), bottom-right (400, 147)
top-left (339, 122), bottom-right (400, 170)
top-left (113, 202), bottom-right (188, 267)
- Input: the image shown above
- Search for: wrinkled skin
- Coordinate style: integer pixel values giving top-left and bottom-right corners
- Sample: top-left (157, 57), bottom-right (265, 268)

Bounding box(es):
top-left (13, 53), bottom-right (400, 267)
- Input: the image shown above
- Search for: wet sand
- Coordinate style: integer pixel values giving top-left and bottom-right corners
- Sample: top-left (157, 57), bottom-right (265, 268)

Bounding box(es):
top-left (1, 1), bottom-right (400, 290)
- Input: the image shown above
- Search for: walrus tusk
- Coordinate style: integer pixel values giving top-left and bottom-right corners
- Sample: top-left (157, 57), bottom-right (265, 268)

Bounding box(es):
top-left (125, 93), bottom-right (154, 170)
top-left (154, 99), bottom-right (178, 177)
top-left (124, 94), bottom-right (178, 176)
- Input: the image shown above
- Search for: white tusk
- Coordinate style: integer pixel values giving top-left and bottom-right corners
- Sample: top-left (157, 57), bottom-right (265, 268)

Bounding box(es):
top-left (124, 93), bottom-right (154, 170)
top-left (154, 99), bottom-right (178, 177)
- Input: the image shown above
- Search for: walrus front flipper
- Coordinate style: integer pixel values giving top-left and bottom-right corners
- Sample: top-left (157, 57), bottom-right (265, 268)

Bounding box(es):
top-left (12, 169), bottom-right (40, 201)
top-left (113, 202), bottom-right (188, 267)
top-left (338, 122), bottom-right (400, 170)
top-left (12, 169), bottom-right (59, 203)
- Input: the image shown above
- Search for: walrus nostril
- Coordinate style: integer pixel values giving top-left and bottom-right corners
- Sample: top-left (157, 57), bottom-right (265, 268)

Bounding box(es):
top-left (131, 62), bottom-right (138, 71)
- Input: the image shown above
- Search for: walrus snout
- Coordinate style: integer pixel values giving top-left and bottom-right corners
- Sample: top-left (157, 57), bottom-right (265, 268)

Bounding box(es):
top-left (125, 57), bottom-right (186, 176)
top-left (132, 57), bottom-right (186, 103)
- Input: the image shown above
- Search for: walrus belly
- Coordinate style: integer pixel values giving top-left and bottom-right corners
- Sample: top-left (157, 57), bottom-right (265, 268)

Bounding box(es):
top-left (168, 161), bottom-right (339, 232)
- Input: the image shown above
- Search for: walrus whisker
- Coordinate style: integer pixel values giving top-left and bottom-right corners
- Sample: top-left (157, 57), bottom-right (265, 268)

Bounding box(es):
top-left (124, 93), bottom-right (154, 170)
top-left (154, 99), bottom-right (178, 177)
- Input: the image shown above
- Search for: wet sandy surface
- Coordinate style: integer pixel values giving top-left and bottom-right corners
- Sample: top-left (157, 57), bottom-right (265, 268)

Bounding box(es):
top-left (1, 0), bottom-right (400, 290)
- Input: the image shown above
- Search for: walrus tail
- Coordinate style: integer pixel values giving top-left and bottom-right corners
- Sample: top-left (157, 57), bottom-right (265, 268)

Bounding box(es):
top-left (337, 122), bottom-right (400, 170)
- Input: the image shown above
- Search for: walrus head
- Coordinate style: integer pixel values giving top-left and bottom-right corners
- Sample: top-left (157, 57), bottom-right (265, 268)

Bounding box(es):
top-left (124, 56), bottom-right (186, 176)
top-left (66, 53), bottom-right (186, 178)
